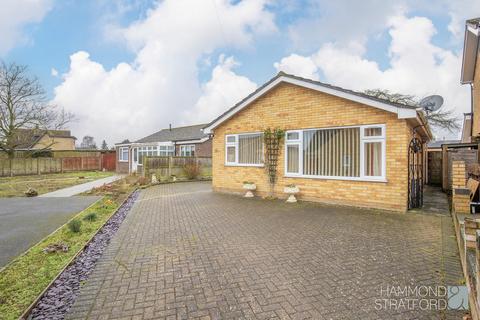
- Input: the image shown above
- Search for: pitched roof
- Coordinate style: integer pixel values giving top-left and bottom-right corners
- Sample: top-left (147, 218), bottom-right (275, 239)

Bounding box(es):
top-left (134, 124), bottom-right (209, 144)
top-left (204, 72), bottom-right (419, 134)
top-left (12, 129), bottom-right (76, 149)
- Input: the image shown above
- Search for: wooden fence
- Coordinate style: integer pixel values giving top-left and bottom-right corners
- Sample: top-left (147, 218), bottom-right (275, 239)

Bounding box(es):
top-left (143, 156), bottom-right (212, 180)
top-left (442, 146), bottom-right (478, 191)
top-left (0, 154), bottom-right (116, 177)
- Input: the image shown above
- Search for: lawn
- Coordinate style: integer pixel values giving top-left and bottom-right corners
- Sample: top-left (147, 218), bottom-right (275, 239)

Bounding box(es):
top-left (0, 178), bottom-right (136, 320)
top-left (0, 171), bottom-right (114, 197)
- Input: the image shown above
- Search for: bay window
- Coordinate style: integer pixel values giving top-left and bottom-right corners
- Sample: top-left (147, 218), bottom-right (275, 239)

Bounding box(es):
top-left (285, 125), bottom-right (385, 181)
top-left (225, 133), bottom-right (263, 166)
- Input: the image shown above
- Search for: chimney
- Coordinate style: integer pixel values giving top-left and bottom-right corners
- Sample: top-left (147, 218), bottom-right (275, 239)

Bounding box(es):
top-left (169, 124), bottom-right (172, 131)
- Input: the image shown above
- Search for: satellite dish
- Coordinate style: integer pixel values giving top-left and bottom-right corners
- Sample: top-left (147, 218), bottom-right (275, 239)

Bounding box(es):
top-left (419, 95), bottom-right (443, 113)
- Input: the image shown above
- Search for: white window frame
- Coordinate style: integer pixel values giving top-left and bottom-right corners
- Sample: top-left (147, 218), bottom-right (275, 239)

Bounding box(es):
top-left (119, 147), bottom-right (129, 162)
top-left (225, 132), bottom-right (264, 167)
top-left (284, 124), bottom-right (386, 182)
top-left (180, 145), bottom-right (195, 157)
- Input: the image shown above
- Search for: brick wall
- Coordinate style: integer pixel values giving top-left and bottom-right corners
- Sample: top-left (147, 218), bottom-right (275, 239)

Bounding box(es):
top-left (116, 146), bottom-right (129, 173)
top-left (211, 82), bottom-right (417, 212)
top-left (452, 160), bottom-right (470, 214)
top-left (175, 139), bottom-right (212, 157)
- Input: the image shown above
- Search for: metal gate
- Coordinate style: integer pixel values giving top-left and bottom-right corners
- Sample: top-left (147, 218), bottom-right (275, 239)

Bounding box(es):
top-left (408, 137), bottom-right (423, 209)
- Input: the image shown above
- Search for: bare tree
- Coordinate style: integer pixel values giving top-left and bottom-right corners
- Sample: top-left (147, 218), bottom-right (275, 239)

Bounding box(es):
top-left (0, 62), bottom-right (75, 158)
top-left (79, 135), bottom-right (97, 149)
top-left (364, 89), bottom-right (460, 132)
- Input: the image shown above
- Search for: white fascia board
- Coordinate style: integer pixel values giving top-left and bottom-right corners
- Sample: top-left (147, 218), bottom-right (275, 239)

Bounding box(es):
top-left (467, 25), bottom-right (480, 36)
top-left (175, 137), bottom-right (209, 144)
top-left (204, 76), bottom-right (416, 133)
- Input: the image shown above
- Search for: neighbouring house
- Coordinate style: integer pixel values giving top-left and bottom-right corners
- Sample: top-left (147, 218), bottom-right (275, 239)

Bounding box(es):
top-left (461, 17), bottom-right (480, 140)
top-left (204, 72), bottom-right (432, 212)
top-left (115, 124), bottom-right (212, 174)
top-left (10, 128), bottom-right (76, 151)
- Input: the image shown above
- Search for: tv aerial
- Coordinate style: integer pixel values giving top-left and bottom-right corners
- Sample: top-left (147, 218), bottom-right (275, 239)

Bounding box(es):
top-left (419, 95), bottom-right (443, 114)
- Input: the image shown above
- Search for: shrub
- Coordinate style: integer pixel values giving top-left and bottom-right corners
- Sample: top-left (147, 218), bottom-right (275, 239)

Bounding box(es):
top-left (183, 162), bottom-right (201, 180)
top-left (83, 212), bottom-right (97, 222)
top-left (136, 176), bottom-right (149, 186)
top-left (68, 219), bottom-right (82, 233)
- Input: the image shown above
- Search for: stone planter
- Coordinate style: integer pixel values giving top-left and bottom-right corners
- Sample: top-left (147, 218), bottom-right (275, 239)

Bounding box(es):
top-left (284, 186), bottom-right (300, 203)
top-left (243, 183), bottom-right (256, 198)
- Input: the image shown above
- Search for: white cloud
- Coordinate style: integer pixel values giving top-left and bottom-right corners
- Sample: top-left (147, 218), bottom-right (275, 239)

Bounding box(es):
top-left (53, 0), bottom-right (275, 143)
top-left (275, 15), bottom-right (470, 139)
top-left (274, 54), bottom-right (319, 80)
top-left (0, 0), bottom-right (52, 55)
top-left (188, 55), bottom-right (257, 123)
top-left (50, 68), bottom-right (58, 77)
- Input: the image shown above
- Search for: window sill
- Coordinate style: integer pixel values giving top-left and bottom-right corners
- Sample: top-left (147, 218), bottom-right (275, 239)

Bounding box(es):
top-left (118, 160), bottom-right (129, 163)
top-left (284, 174), bottom-right (387, 183)
top-left (225, 163), bottom-right (264, 168)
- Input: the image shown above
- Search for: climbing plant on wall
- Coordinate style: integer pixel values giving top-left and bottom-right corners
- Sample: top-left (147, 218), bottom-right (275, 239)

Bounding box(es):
top-left (263, 128), bottom-right (285, 197)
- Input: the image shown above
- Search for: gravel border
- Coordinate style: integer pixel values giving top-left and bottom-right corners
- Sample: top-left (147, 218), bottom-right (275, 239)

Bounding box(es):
top-left (27, 190), bottom-right (140, 320)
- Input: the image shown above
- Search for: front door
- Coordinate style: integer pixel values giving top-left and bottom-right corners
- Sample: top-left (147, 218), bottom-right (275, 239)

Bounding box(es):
top-left (131, 147), bottom-right (139, 173)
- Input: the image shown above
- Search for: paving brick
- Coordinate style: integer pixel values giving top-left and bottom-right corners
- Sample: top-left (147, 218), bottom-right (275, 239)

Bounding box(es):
top-left (66, 182), bottom-right (464, 319)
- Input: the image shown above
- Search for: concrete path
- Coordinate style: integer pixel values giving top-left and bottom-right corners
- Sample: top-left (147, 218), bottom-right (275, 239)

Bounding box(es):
top-left (0, 196), bottom-right (101, 268)
top-left (410, 185), bottom-right (451, 216)
top-left (39, 175), bottom-right (123, 197)
top-left (67, 182), bottom-right (464, 320)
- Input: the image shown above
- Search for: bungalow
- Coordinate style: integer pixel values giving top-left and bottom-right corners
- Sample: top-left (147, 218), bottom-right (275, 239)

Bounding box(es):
top-left (115, 124), bottom-right (211, 174)
top-left (204, 72), bottom-right (432, 212)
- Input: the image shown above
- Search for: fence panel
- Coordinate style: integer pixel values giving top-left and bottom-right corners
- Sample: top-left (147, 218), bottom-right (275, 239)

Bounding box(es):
top-left (0, 154), bottom-right (114, 177)
top-left (144, 156), bottom-right (212, 181)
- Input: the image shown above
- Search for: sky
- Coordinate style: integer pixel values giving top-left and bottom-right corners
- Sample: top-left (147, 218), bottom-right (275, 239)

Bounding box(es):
top-left (2, 0), bottom-right (480, 146)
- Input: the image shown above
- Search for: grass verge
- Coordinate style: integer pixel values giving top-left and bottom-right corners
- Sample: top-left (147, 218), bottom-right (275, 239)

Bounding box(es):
top-left (0, 182), bottom-right (134, 319)
top-left (0, 171), bottom-right (114, 197)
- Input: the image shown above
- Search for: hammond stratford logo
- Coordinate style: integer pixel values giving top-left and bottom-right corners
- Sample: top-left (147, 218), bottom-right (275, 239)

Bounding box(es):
top-left (375, 285), bottom-right (469, 311)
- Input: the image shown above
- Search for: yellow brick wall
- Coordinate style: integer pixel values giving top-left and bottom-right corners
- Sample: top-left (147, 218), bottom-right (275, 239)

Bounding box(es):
top-left (452, 160), bottom-right (467, 188)
top-left (473, 53), bottom-right (480, 137)
top-left (211, 83), bottom-right (416, 212)
top-left (34, 135), bottom-right (76, 150)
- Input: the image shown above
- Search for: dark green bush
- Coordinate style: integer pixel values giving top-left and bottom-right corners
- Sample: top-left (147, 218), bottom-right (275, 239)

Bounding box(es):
top-left (67, 219), bottom-right (82, 233)
top-left (83, 212), bottom-right (97, 222)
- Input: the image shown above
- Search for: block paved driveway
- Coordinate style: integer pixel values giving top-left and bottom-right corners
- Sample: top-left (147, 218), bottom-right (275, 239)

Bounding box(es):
top-left (67, 182), bottom-right (464, 320)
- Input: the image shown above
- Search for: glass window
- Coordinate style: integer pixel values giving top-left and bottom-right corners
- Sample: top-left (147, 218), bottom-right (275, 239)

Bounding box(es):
top-left (364, 142), bottom-right (382, 176)
top-left (180, 145), bottom-right (195, 157)
top-left (286, 144), bottom-right (300, 173)
top-left (119, 147), bottom-right (129, 161)
top-left (285, 125), bottom-right (385, 180)
top-left (364, 127), bottom-right (383, 137)
top-left (287, 132), bottom-right (299, 140)
top-left (225, 133), bottom-right (263, 165)
top-left (302, 128), bottom-right (360, 177)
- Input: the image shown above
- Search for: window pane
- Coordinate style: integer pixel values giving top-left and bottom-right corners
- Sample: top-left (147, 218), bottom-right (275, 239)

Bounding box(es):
top-left (227, 146), bottom-right (236, 162)
top-left (287, 145), bottom-right (299, 173)
top-left (287, 132), bottom-right (299, 140)
top-left (364, 127), bottom-right (382, 137)
top-left (364, 142), bottom-right (382, 176)
top-left (226, 136), bottom-right (236, 143)
top-left (303, 128), bottom-right (360, 177)
top-left (239, 134), bottom-right (263, 164)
